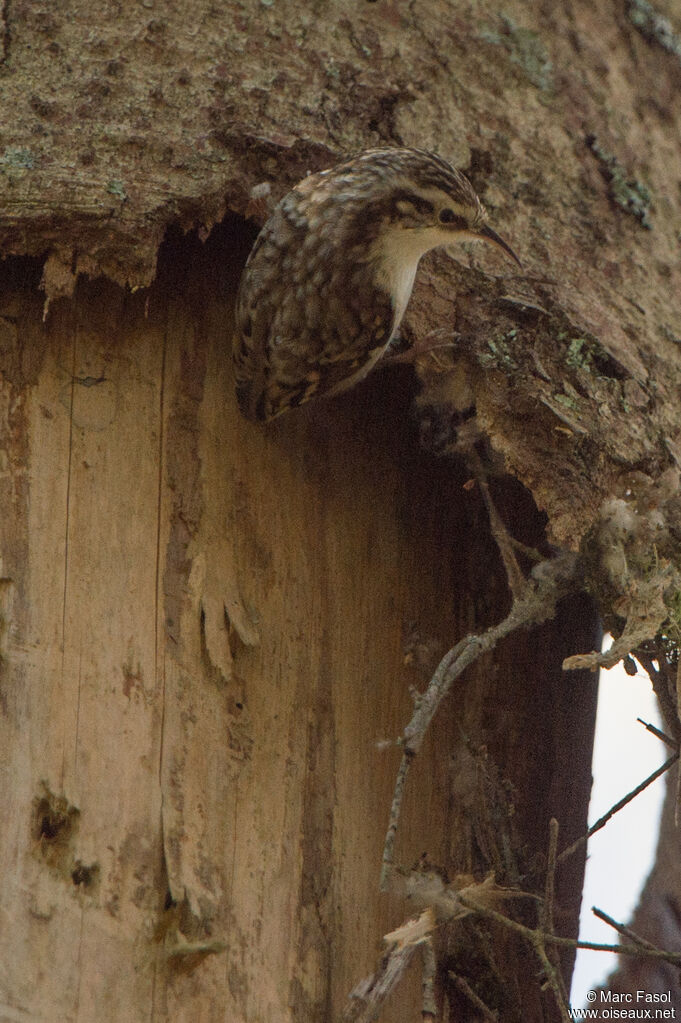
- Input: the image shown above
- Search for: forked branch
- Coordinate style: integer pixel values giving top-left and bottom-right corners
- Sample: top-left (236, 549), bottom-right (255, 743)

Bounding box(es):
top-left (380, 550), bottom-right (580, 888)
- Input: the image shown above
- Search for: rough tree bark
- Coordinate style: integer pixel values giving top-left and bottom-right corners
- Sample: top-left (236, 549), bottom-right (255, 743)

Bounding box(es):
top-left (0, 1), bottom-right (680, 1021)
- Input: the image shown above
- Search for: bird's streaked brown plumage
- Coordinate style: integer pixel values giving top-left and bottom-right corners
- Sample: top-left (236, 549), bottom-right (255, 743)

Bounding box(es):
top-left (233, 147), bottom-right (520, 422)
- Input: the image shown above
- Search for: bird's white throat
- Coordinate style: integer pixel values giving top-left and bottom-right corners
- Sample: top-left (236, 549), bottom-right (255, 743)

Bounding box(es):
top-left (371, 226), bottom-right (453, 334)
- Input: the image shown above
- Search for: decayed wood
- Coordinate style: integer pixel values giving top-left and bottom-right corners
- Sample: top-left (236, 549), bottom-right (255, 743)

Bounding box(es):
top-left (0, 225), bottom-right (599, 1021)
top-left (2, 2), bottom-right (681, 546)
top-left (5, 3), bottom-right (680, 1014)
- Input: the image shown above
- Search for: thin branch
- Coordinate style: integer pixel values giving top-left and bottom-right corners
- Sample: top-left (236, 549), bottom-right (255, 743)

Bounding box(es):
top-left (343, 915), bottom-right (429, 1023)
top-left (563, 938), bottom-right (681, 964)
top-left (540, 819), bottom-right (571, 1014)
top-left (536, 819), bottom-right (570, 1020)
top-left (468, 447), bottom-right (526, 599)
top-left (636, 717), bottom-right (677, 749)
top-left (421, 938), bottom-right (437, 1020)
top-left (535, 941), bottom-right (572, 1023)
top-left (637, 647), bottom-right (681, 745)
top-left (635, 647), bottom-right (681, 824)
top-left (655, 641), bottom-right (678, 711)
top-left (380, 551), bottom-right (580, 888)
top-left (347, 860), bottom-right (681, 1022)
top-left (591, 907), bottom-right (658, 951)
top-left (508, 537), bottom-right (544, 563)
top-left (563, 563), bottom-right (675, 673)
top-left (381, 752), bottom-right (413, 891)
top-left (399, 869), bottom-right (681, 967)
top-left (453, 894), bottom-right (681, 968)
top-left (557, 752), bottom-right (678, 864)
top-left (448, 973), bottom-right (499, 1022)
top-left (542, 818), bottom-right (559, 934)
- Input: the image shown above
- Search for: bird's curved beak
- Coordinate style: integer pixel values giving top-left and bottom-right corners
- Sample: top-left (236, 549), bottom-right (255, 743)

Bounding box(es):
top-left (476, 224), bottom-right (522, 269)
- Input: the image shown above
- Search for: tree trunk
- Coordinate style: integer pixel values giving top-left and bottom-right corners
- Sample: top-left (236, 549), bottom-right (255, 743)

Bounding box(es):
top-left (1, 1), bottom-right (680, 1020)
top-left (0, 228), bottom-right (598, 1021)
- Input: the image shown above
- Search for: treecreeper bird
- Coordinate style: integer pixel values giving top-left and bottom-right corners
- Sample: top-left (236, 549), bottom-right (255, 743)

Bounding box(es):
top-left (233, 147), bottom-right (520, 422)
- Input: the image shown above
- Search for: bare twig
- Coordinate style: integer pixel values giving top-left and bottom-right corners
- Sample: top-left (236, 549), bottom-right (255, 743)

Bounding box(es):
top-left (591, 906), bottom-right (658, 951)
top-left (566, 938), bottom-right (681, 963)
top-left (448, 973), bottom-right (499, 1022)
top-left (384, 909), bottom-right (438, 947)
top-left (468, 447), bottom-right (526, 599)
top-left (421, 938), bottom-right (437, 1020)
top-left (636, 646), bottom-right (681, 744)
top-left (398, 871), bottom-right (681, 968)
top-left (348, 856), bottom-right (681, 1022)
top-left (381, 752), bottom-right (413, 892)
top-left (535, 941), bottom-right (572, 1023)
top-left (542, 818), bottom-right (559, 934)
top-left (402, 869), bottom-right (681, 970)
top-left (563, 565), bottom-right (675, 673)
top-left (344, 949), bottom-right (420, 1023)
top-left (654, 641), bottom-right (678, 709)
top-left (635, 649), bottom-right (681, 823)
top-left (536, 819), bottom-right (571, 1020)
top-left (508, 537), bottom-right (544, 563)
top-left (636, 717), bottom-right (677, 749)
top-left (453, 893), bottom-right (681, 968)
top-left (380, 551), bottom-right (580, 888)
top-left (557, 752), bottom-right (678, 864)
top-left (343, 909), bottom-right (435, 1023)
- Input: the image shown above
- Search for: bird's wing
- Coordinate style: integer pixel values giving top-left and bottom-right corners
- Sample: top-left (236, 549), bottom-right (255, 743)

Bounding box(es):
top-left (235, 323), bottom-right (392, 422)
top-left (233, 282), bottom-right (270, 421)
top-left (233, 204), bottom-right (395, 422)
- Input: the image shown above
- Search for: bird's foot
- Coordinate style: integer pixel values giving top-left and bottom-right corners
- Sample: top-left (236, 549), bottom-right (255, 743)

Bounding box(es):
top-left (382, 329), bottom-right (460, 367)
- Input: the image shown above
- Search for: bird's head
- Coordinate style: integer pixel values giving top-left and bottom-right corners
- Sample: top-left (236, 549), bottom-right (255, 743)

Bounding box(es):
top-left (333, 148), bottom-right (522, 269)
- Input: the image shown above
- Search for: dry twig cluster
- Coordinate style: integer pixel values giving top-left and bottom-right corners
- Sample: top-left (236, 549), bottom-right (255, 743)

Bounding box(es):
top-left (346, 448), bottom-right (681, 1021)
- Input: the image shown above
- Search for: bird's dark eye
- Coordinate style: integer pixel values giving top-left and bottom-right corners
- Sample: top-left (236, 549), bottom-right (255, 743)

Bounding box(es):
top-left (439, 208), bottom-right (467, 228)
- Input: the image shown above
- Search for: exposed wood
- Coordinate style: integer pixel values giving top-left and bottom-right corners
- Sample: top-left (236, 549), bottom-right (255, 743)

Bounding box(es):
top-left (1, 2), bottom-right (681, 542)
top-left (0, 224), bottom-right (598, 1020)
top-left (4, 0), bottom-right (681, 1017)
